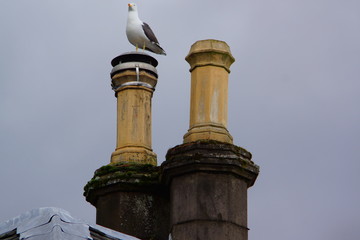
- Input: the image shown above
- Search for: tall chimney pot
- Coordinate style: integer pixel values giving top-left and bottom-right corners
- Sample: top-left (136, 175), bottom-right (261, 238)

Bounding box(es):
top-left (184, 39), bottom-right (235, 144)
top-left (110, 52), bottom-right (158, 165)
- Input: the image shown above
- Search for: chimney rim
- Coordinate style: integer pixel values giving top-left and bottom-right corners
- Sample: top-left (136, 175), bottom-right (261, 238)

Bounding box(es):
top-left (111, 52), bottom-right (158, 68)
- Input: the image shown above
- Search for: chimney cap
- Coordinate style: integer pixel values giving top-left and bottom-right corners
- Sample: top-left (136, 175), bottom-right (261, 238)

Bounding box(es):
top-left (185, 39), bottom-right (235, 73)
top-left (111, 52), bottom-right (158, 67)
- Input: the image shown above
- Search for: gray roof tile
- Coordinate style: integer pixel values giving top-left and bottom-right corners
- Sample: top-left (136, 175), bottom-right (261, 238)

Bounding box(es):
top-left (0, 208), bottom-right (140, 240)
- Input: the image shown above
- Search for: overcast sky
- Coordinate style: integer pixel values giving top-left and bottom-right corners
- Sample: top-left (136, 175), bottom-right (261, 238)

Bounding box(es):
top-left (1, 0), bottom-right (359, 239)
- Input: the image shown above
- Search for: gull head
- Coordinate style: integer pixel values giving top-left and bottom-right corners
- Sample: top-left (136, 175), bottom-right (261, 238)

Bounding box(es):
top-left (128, 3), bottom-right (137, 12)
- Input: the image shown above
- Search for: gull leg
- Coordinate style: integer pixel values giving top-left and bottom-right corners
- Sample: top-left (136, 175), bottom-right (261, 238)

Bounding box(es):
top-left (143, 43), bottom-right (146, 52)
top-left (136, 44), bottom-right (138, 52)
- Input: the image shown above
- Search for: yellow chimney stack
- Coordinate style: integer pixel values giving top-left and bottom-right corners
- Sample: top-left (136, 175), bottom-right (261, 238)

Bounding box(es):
top-left (109, 52), bottom-right (158, 165)
top-left (85, 42), bottom-right (259, 240)
top-left (183, 39), bottom-right (235, 144)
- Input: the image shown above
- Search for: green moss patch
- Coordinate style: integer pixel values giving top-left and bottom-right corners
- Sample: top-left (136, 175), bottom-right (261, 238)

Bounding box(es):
top-left (166, 139), bottom-right (252, 161)
top-left (84, 163), bottom-right (160, 196)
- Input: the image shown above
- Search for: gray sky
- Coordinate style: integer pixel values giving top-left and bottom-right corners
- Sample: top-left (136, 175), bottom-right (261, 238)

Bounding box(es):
top-left (1, 0), bottom-right (359, 239)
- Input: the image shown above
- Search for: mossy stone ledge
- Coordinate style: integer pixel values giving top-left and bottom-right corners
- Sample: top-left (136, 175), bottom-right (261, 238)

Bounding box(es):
top-left (84, 162), bottom-right (161, 200)
top-left (162, 140), bottom-right (259, 187)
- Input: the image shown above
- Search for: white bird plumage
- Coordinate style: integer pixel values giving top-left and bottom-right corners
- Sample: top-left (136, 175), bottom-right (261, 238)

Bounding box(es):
top-left (126, 3), bottom-right (166, 55)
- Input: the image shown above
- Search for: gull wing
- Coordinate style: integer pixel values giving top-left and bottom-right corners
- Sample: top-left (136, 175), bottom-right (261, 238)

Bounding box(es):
top-left (142, 22), bottom-right (160, 44)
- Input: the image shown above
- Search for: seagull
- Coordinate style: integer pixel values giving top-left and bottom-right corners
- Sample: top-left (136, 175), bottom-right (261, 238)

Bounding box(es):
top-left (126, 3), bottom-right (166, 55)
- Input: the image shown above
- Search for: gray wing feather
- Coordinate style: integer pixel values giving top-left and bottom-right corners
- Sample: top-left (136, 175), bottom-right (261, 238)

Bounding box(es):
top-left (142, 22), bottom-right (159, 44)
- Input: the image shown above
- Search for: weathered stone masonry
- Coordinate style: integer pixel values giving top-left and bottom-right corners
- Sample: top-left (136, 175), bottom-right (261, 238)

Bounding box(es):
top-left (84, 40), bottom-right (259, 240)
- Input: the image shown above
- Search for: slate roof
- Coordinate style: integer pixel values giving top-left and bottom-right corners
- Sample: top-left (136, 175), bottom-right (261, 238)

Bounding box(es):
top-left (0, 207), bottom-right (140, 240)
